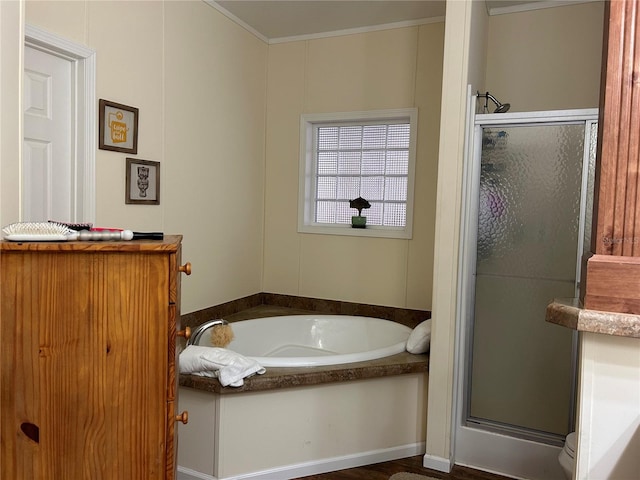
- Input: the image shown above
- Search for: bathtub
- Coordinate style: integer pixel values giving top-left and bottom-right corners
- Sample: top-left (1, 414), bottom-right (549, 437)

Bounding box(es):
top-left (179, 314), bottom-right (427, 480)
top-left (188, 314), bottom-right (412, 367)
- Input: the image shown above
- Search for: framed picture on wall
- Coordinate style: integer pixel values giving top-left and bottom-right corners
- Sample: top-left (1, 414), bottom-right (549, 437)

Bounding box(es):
top-left (125, 158), bottom-right (159, 205)
top-left (99, 99), bottom-right (139, 154)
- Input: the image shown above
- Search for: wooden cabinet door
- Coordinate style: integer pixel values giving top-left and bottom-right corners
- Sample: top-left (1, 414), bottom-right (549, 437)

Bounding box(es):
top-left (1, 250), bottom-right (169, 479)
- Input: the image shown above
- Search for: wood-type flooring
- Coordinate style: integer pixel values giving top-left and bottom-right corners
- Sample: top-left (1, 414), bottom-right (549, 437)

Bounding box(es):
top-left (295, 455), bottom-right (514, 480)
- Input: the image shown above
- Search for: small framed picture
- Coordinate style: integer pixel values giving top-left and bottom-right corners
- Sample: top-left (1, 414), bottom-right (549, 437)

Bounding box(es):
top-left (125, 158), bottom-right (160, 205)
top-left (99, 99), bottom-right (139, 154)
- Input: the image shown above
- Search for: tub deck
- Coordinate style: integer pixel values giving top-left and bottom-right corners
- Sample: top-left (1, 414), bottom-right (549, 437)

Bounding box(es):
top-left (179, 350), bottom-right (428, 394)
top-left (178, 305), bottom-right (429, 395)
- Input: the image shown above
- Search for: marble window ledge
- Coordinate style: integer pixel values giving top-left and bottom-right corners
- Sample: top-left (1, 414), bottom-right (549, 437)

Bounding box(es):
top-left (546, 298), bottom-right (640, 338)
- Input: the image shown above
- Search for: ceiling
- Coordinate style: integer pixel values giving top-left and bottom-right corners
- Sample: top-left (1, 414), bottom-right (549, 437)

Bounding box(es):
top-left (209, 0), bottom-right (564, 42)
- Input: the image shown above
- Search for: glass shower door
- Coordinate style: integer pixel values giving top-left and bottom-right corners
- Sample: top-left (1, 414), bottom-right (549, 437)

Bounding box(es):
top-left (468, 123), bottom-right (588, 440)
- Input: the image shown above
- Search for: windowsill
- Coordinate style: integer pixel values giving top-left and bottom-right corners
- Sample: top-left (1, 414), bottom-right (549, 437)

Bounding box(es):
top-left (298, 224), bottom-right (412, 239)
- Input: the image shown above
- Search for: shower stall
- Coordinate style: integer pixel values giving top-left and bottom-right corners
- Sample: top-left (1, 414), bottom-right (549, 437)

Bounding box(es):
top-left (455, 91), bottom-right (598, 479)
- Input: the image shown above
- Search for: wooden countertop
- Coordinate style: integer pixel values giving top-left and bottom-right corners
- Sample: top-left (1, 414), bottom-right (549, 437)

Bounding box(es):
top-left (1, 235), bottom-right (182, 252)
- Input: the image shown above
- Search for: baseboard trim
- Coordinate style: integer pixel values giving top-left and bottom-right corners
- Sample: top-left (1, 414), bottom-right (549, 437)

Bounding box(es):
top-left (177, 466), bottom-right (217, 480)
top-left (422, 452), bottom-right (453, 473)
top-left (179, 442), bottom-right (425, 480)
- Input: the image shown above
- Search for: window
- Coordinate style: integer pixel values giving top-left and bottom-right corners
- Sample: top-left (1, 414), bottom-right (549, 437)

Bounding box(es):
top-left (298, 109), bottom-right (417, 239)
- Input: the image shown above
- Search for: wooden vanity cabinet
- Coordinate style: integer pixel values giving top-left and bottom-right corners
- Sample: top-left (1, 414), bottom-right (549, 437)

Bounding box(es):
top-left (0, 236), bottom-right (189, 480)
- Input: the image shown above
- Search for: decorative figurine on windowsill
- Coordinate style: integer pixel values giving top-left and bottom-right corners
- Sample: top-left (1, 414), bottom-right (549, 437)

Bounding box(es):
top-left (350, 197), bottom-right (371, 228)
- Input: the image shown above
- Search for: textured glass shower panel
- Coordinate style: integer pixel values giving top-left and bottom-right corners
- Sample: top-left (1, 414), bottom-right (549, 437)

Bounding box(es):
top-left (469, 124), bottom-right (584, 437)
top-left (476, 125), bottom-right (584, 281)
top-left (470, 275), bottom-right (575, 435)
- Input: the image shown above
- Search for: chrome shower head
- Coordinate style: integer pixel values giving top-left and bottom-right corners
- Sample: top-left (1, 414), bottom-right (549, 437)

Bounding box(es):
top-left (477, 91), bottom-right (510, 113)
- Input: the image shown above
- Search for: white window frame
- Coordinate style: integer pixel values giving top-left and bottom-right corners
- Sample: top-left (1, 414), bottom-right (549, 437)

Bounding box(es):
top-left (298, 108), bottom-right (417, 239)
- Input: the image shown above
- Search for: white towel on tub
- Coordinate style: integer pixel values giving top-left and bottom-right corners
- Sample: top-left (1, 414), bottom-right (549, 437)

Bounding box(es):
top-left (179, 345), bottom-right (266, 387)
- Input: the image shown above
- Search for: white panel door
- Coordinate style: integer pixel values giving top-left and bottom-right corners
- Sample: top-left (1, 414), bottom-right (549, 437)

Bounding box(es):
top-left (23, 45), bottom-right (73, 222)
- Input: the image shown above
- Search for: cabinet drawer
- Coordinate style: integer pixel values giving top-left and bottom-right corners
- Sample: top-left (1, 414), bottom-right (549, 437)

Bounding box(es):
top-left (1, 237), bottom-right (184, 479)
top-left (166, 400), bottom-right (188, 480)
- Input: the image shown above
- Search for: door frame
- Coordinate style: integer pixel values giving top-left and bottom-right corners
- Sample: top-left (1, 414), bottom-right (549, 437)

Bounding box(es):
top-left (452, 88), bottom-right (598, 479)
top-left (24, 24), bottom-right (96, 223)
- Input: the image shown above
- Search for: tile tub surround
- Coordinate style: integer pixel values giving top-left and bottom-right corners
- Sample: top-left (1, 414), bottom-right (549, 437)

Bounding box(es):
top-left (179, 299), bottom-right (430, 394)
top-left (546, 297), bottom-right (640, 338)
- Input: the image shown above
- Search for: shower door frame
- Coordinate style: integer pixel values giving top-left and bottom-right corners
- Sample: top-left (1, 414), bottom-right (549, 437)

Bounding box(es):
top-left (453, 91), bottom-right (598, 479)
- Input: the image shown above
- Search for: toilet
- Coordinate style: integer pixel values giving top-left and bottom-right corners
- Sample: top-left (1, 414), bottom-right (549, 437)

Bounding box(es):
top-left (558, 431), bottom-right (577, 479)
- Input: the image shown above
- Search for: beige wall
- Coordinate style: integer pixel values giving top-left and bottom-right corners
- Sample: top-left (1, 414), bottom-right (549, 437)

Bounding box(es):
top-left (0, 0), bottom-right (23, 225)
top-left (486, 1), bottom-right (604, 112)
top-left (24, 0), bottom-right (267, 313)
top-left (426, 0), bottom-right (488, 469)
top-left (162, 1), bottom-right (267, 311)
top-left (21, 1), bottom-right (443, 315)
top-left (263, 23), bottom-right (445, 310)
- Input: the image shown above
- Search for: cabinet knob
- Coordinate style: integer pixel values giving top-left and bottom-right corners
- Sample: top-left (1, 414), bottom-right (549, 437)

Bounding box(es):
top-left (177, 326), bottom-right (191, 340)
top-left (176, 411), bottom-right (189, 424)
top-left (179, 262), bottom-right (192, 275)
